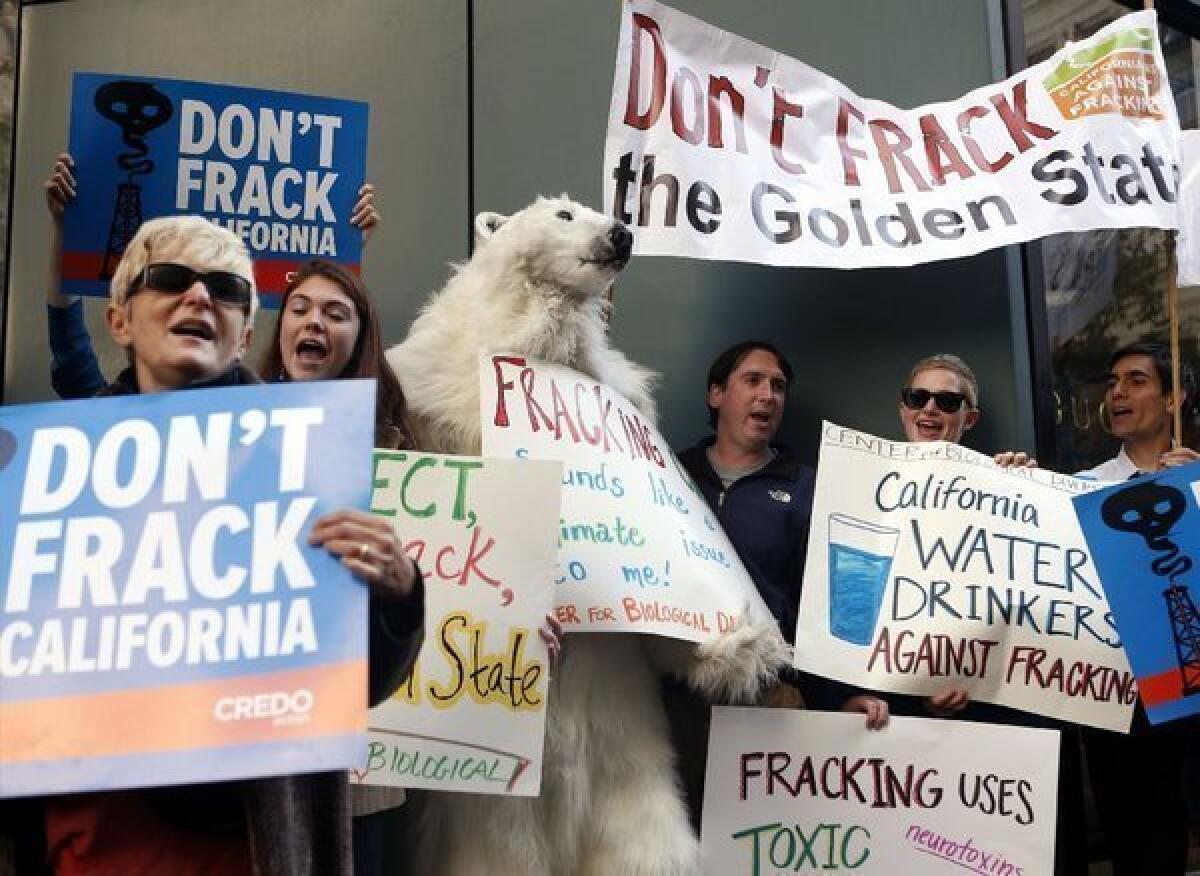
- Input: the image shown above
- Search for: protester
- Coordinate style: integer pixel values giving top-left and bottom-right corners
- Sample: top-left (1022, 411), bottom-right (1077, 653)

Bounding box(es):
top-left (896, 353), bottom-right (979, 717)
top-left (14, 215), bottom-right (425, 876)
top-left (259, 259), bottom-right (409, 451)
top-left (666, 340), bottom-right (888, 828)
top-left (900, 352), bottom-right (1086, 876)
top-left (43, 153), bottom-right (380, 399)
top-left (1071, 341), bottom-right (1197, 876)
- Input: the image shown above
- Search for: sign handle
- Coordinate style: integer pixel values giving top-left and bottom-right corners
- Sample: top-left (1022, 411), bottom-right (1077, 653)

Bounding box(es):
top-left (1167, 236), bottom-right (1185, 445)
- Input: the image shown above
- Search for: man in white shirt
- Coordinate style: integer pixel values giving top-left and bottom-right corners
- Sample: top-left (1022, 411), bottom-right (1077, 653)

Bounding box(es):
top-left (1076, 341), bottom-right (1198, 480)
top-left (1076, 341), bottom-right (1197, 876)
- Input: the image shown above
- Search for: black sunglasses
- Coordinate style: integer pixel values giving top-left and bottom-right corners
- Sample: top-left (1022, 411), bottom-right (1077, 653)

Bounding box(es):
top-left (130, 263), bottom-right (253, 309)
top-left (900, 388), bottom-right (970, 413)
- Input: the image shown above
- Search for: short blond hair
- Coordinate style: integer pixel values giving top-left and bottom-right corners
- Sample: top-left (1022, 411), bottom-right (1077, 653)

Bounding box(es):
top-left (110, 216), bottom-right (258, 320)
top-left (906, 353), bottom-right (979, 408)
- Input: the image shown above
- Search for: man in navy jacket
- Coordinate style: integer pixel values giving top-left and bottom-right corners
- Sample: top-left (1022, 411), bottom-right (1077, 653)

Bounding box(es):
top-left (677, 341), bottom-right (814, 650)
top-left (666, 341), bottom-right (886, 829)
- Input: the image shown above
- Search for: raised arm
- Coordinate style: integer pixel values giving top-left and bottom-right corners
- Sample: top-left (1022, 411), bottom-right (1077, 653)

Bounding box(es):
top-left (45, 153), bottom-right (106, 398)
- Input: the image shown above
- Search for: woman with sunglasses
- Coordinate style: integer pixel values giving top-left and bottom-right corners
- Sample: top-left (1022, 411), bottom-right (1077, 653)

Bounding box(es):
top-left (42, 153), bottom-right (380, 400)
top-left (19, 215), bottom-right (425, 876)
top-left (897, 354), bottom-right (980, 446)
top-left (896, 353), bottom-right (1087, 876)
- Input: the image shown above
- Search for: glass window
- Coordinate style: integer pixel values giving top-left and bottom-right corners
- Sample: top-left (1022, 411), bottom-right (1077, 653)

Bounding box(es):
top-left (1025, 0), bottom-right (1200, 472)
top-left (0, 0), bottom-right (14, 351)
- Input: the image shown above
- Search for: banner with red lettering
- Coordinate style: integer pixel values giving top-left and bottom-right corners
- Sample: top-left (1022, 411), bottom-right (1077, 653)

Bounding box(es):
top-left (605, 2), bottom-right (1179, 269)
top-left (793, 424), bottom-right (1135, 733)
top-left (480, 355), bottom-right (771, 643)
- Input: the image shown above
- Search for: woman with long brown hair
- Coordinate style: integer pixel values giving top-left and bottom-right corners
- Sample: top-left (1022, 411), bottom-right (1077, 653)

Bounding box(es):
top-left (260, 259), bottom-right (409, 450)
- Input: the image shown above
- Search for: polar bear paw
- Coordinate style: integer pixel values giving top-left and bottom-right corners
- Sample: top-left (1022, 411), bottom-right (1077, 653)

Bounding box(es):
top-left (687, 612), bottom-right (792, 704)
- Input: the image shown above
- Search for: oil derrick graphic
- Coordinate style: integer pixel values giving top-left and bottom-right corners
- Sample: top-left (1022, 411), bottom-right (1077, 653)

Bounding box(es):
top-left (1102, 480), bottom-right (1200, 697)
top-left (94, 81), bottom-right (174, 281)
top-left (1165, 586), bottom-right (1200, 694)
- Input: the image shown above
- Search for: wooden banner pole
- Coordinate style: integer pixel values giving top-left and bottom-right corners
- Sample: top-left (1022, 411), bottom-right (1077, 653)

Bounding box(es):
top-left (1143, 0), bottom-right (1184, 444)
top-left (1167, 238), bottom-right (1185, 445)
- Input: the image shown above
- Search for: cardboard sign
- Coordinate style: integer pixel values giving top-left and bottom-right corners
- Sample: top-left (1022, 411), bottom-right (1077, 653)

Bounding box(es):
top-left (605, 2), bottom-right (1179, 269)
top-left (63, 72), bottom-right (368, 302)
top-left (352, 452), bottom-right (560, 796)
top-left (0, 380), bottom-right (376, 797)
top-left (480, 354), bottom-right (770, 643)
top-left (1074, 461), bottom-right (1200, 724)
top-left (702, 708), bottom-right (1059, 876)
top-left (794, 423), bottom-right (1136, 732)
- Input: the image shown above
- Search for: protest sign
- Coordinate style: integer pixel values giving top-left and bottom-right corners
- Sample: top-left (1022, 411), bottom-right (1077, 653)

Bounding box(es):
top-left (702, 708), bottom-right (1059, 876)
top-left (63, 72), bottom-right (368, 302)
top-left (1176, 130), bottom-right (1200, 286)
top-left (352, 451), bottom-right (560, 796)
top-left (605, 2), bottom-right (1180, 269)
top-left (793, 423), bottom-right (1135, 732)
top-left (0, 380), bottom-right (375, 797)
top-left (1073, 461), bottom-right (1200, 725)
top-left (480, 354), bottom-right (769, 643)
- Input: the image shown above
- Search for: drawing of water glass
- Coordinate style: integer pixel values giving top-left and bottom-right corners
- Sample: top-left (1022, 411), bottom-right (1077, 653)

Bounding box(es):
top-left (827, 513), bottom-right (900, 646)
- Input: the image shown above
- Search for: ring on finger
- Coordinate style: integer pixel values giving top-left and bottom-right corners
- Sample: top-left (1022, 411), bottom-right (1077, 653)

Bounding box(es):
top-left (358, 543), bottom-right (372, 563)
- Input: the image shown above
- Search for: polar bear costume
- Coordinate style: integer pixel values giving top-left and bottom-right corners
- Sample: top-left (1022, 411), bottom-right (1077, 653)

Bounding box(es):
top-left (387, 196), bottom-right (788, 875)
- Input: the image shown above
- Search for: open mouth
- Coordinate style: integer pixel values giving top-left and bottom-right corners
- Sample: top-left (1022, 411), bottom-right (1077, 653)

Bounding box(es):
top-left (170, 320), bottom-right (214, 341)
top-left (580, 250), bottom-right (630, 270)
top-left (749, 411), bottom-right (773, 427)
top-left (915, 418), bottom-right (944, 436)
top-left (295, 337), bottom-right (328, 364)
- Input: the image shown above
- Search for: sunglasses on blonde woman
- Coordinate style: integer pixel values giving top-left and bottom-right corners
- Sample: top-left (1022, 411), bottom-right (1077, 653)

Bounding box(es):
top-left (129, 263), bottom-right (253, 309)
top-left (900, 388), bottom-right (969, 413)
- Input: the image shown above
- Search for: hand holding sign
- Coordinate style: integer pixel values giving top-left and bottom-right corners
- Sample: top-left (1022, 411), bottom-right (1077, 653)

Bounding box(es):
top-left (309, 508), bottom-right (418, 601)
top-left (45, 154), bottom-right (76, 220)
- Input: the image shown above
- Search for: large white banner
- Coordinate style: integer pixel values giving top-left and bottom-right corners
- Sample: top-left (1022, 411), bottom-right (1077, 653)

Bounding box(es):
top-left (480, 354), bottom-right (769, 643)
top-left (1176, 129), bottom-right (1200, 286)
top-left (605, 1), bottom-right (1180, 269)
top-left (794, 423), bottom-right (1136, 732)
top-left (352, 452), bottom-right (560, 796)
top-left (702, 708), bottom-right (1059, 876)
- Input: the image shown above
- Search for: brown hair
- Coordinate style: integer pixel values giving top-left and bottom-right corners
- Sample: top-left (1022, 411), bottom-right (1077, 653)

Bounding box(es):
top-left (259, 259), bottom-right (410, 449)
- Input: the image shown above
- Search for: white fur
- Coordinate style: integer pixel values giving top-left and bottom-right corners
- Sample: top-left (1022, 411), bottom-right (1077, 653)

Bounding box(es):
top-left (388, 196), bottom-right (788, 875)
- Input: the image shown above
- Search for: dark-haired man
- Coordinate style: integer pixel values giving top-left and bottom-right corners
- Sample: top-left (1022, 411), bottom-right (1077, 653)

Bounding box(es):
top-left (677, 342), bottom-right (811, 645)
top-left (1077, 341), bottom-right (1198, 479)
top-left (665, 341), bottom-right (887, 828)
top-left (1077, 341), bottom-right (1197, 876)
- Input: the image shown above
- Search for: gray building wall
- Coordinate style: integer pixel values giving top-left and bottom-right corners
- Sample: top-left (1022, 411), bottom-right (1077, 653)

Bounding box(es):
top-left (4, 0), bottom-right (1032, 460)
top-left (5, 0), bottom-right (467, 402)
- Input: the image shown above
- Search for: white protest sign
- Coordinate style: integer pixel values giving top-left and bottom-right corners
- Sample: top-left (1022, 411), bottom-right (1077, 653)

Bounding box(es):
top-left (605, 1), bottom-right (1180, 270)
top-left (794, 423), bottom-right (1135, 732)
top-left (1176, 129), bottom-right (1200, 286)
top-left (480, 354), bottom-right (768, 643)
top-left (352, 452), bottom-right (560, 796)
top-left (702, 708), bottom-right (1059, 876)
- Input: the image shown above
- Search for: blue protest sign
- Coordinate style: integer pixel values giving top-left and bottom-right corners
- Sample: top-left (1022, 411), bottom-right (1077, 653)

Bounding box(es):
top-left (0, 379), bottom-right (376, 796)
top-left (62, 72), bottom-right (368, 304)
top-left (1073, 460), bottom-right (1200, 724)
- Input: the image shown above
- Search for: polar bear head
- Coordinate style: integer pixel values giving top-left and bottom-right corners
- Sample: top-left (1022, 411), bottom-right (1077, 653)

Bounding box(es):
top-left (472, 195), bottom-right (633, 299)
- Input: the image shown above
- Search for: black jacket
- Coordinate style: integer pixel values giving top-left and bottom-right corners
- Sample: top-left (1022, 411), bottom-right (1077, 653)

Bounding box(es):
top-left (678, 438), bottom-right (815, 645)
